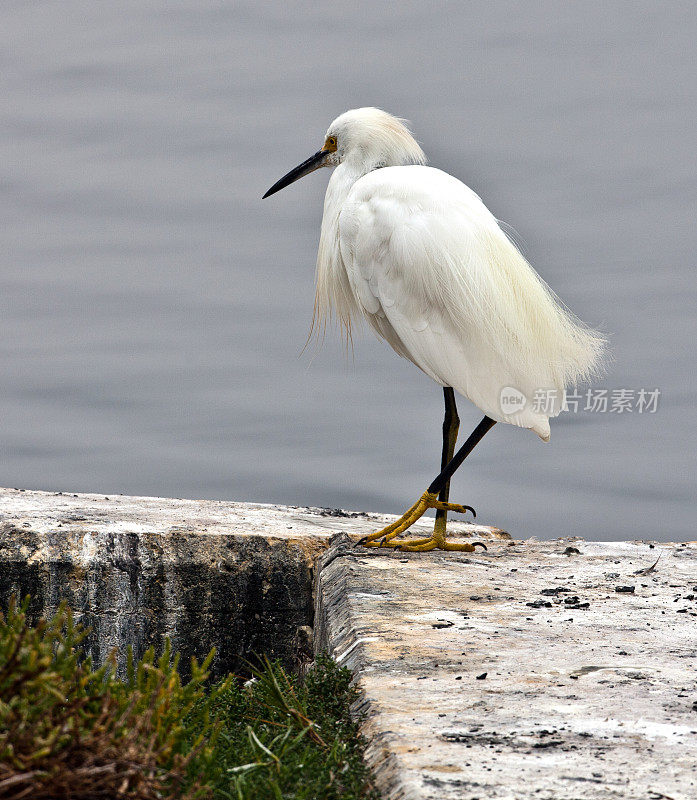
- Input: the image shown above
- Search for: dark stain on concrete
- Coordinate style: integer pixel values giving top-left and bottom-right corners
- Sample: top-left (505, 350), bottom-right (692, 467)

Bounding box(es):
top-left (0, 523), bottom-right (316, 680)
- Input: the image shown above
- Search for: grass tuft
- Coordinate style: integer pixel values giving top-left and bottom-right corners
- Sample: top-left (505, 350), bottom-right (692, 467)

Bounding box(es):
top-left (0, 597), bottom-right (377, 800)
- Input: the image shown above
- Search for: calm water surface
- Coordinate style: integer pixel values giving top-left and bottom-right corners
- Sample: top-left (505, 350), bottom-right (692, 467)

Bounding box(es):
top-left (1, 2), bottom-right (694, 541)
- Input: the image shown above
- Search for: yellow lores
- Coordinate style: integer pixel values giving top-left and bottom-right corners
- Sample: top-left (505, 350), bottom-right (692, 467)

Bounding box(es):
top-left (263, 108), bottom-right (606, 552)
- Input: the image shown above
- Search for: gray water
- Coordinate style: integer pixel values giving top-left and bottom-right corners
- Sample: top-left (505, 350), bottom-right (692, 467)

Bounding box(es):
top-left (1, 1), bottom-right (695, 541)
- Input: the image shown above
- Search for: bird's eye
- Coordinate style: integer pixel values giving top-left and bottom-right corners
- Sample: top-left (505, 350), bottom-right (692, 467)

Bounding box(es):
top-left (324, 136), bottom-right (338, 152)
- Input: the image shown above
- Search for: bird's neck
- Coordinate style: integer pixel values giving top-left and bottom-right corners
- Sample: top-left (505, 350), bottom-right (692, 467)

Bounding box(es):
top-left (333, 159), bottom-right (368, 185)
top-left (324, 162), bottom-right (373, 210)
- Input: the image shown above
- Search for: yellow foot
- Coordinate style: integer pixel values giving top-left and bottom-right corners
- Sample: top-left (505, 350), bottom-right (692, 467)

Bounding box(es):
top-left (357, 491), bottom-right (485, 552)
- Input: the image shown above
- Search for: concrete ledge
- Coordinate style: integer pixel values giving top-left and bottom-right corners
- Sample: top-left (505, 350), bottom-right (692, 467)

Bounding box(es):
top-left (12, 487), bottom-right (691, 798)
top-left (315, 535), bottom-right (697, 800)
top-left (0, 487), bottom-right (503, 677)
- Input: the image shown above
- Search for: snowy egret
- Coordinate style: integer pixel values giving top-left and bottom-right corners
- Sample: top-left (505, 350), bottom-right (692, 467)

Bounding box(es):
top-left (263, 108), bottom-right (605, 551)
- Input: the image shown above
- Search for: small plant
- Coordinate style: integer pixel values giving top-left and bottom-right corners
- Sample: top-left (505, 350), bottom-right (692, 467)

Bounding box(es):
top-left (197, 654), bottom-right (377, 799)
top-left (0, 598), bottom-right (377, 800)
top-left (0, 596), bottom-right (227, 799)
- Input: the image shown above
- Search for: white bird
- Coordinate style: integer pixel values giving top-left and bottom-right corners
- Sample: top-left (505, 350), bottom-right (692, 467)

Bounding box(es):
top-left (264, 108), bottom-right (606, 552)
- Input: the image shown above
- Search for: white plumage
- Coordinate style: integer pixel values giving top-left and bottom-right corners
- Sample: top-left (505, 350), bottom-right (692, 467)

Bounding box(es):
top-left (311, 108), bottom-right (605, 441)
top-left (265, 106), bottom-right (605, 444)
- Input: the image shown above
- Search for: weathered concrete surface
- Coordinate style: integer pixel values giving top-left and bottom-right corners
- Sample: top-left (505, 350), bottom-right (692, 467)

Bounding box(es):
top-left (316, 535), bottom-right (697, 800)
top-left (0, 487), bottom-right (503, 677)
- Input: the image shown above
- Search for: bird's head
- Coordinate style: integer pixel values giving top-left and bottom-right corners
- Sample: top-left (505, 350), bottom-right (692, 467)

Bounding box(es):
top-left (263, 107), bottom-right (426, 199)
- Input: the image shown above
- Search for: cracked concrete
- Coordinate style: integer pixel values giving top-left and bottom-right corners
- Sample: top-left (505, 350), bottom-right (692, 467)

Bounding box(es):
top-left (315, 535), bottom-right (697, 800)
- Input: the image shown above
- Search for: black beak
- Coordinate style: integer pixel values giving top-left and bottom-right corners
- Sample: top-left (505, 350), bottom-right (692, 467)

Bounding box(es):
top-left (263, 150), bottom-right (328, 198)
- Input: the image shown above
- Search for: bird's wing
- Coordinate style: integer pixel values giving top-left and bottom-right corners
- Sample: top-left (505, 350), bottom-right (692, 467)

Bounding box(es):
top-left (338, 165), bottom-right (604, 439)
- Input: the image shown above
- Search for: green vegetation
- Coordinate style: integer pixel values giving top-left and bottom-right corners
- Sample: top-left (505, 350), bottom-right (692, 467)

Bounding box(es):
top-left (0, 597), bottom-right (377, 800)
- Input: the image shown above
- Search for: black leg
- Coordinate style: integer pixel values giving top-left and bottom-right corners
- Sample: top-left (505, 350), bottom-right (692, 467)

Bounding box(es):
top-left (428, 415), bottom-right (497, 498)
top-left (434, 388), bottom-right (460, 530)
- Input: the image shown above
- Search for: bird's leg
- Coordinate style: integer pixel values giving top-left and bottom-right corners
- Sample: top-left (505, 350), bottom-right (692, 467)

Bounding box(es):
top-left (391, 388), bottom-right (460, 549)
top-left (359, 413), bottom-right (496, 551)
top-left (432, 387), bottom-right (459, 545)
